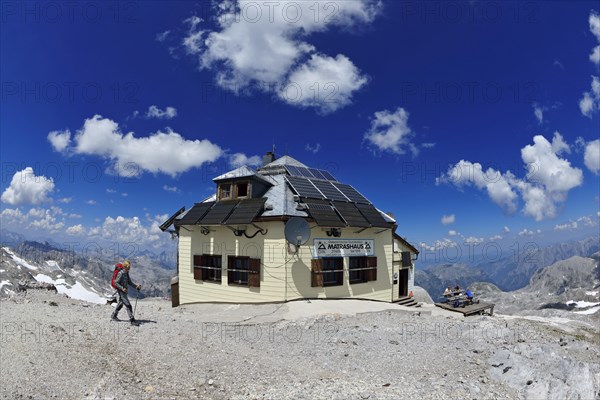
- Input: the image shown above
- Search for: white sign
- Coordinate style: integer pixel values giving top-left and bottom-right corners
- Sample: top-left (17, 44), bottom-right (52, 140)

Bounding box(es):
top-left (312, 239), bottom-right (374, 257)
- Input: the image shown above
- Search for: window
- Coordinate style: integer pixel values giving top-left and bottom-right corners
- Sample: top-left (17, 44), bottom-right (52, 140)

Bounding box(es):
top-left (227, 256), bottom-right (261, 287)
top-left (319, 258), bottom-right (344, 287)
top-left (349, 256), bottom-right (377, 283)
top-left (193, 255), bottom-right (222, 283)
top-left (218, 182), bottom-right (252, 200)
top-left (401, 251), bottom-right (412, 268)
top-left (219, 184), bottom-right (232, 200)
top-left (236, 182), bottom-right (249, 198)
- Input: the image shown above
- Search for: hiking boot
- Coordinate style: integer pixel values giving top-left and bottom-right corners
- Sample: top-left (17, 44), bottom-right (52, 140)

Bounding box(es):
top-left (111, 314), bottom-right (119, 321)
top-left (130, 318), bottom-right (139, 326)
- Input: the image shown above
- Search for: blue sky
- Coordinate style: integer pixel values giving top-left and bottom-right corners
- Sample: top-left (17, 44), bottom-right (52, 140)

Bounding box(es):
top-left (1, 1), bottom-right (599, 262)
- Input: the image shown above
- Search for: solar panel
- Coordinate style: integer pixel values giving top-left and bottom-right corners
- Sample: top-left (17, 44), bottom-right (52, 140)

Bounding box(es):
top-left (175, 202), bottom-right (214, 226)
top-left (320, 170), bottom-right (337, 181)
top-left (225, 198), bottom-right (267, 224)
top-left (305, 199), bottom-right (345, 227)
top-left (332, 202), bottom-right (370, 227)
top-left (332, 182), bottom-right (370, 204)
top-left (356, 204), bottom-right (390, 228)
top-left (160, 206), bottom-right (186, 231)
top-left (285, 176), bottom-right (325, 199)
top-left (311, 180), bottom-right (349, 202)
top-left (285, 165), bottom-right (302, 177)
top-left (200, 201), bottom-right (239, 225)
top-left (308, 168), bottom-right (327, 180)
top-left (297, 167), bottom-right (315, 179)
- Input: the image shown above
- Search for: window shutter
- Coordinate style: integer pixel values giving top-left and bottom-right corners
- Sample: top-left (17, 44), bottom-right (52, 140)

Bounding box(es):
top-left (311, 259), bottom-right (323, 287)
top-left (367, 256), bottom-right (377, 281)
top-left (401, 251), bottom-right (412, 268)
top-left (227, 256), bottom-right (234, 284)
top-left (193, 255), bottom-right (207, 280)
top-left (248, 258), bottom-right (261, 287)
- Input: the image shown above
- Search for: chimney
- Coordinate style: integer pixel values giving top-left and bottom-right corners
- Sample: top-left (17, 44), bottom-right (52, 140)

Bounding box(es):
top-left (262, 151), bottom-right (276, 166)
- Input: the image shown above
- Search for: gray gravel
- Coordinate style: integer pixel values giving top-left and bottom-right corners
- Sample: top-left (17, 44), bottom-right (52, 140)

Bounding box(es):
top-left (1, 290), bottom-right (599, 399)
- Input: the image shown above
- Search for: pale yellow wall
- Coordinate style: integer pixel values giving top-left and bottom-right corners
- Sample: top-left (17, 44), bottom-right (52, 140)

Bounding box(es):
top-left (392, 239), bottom-right (417, 301)
top-left (178, 222), bottom-right (395, 304)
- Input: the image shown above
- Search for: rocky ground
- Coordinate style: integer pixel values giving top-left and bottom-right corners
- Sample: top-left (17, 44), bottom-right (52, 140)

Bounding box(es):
top-left (1, 289), bottom-right (599, 400)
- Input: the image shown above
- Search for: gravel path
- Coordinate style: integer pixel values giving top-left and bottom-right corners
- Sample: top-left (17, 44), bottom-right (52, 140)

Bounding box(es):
top-left (1, 290), bottom-right (599, 399)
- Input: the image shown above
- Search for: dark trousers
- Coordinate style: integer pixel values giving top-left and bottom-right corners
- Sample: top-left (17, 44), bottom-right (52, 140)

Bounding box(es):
top-left (112, 290), bottom-right (134, 320)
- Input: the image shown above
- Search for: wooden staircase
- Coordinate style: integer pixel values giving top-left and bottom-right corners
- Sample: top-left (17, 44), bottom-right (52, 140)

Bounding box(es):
top-left (396, 296), bottom-right (419, 307)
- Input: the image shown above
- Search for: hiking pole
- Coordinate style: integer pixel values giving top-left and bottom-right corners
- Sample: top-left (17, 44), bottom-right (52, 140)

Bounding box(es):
top-left (133, 288), bottom-right (139, 319)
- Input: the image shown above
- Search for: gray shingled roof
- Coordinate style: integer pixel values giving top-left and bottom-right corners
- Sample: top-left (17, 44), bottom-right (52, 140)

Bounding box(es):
top-left (171, 154), bottom-right (395, 225)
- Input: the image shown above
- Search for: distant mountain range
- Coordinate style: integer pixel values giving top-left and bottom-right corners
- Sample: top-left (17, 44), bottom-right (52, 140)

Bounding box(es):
top-left (470, 252), bottom-right (600, 316)
top-left (1, 235), bottom-right (176, 300)
top-left (415, 235), bottom-right (600, 298)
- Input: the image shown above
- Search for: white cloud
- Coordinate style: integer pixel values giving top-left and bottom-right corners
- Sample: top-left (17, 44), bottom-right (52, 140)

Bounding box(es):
top-left (503, 226), bottom-right (510, 233)
top-left (577, 215), bottom-right (596, 227)
top-left (229, 153), bottom-right (262, 168)
top-left (533, 104), bottom-right (544, 124)
top-left (89, 215), bottom-right (169, 248)
top-left (86, 200), bottom-right (97, 205)
top-left (47, 129), bottom-right (72, 152)
top-left (305, 143), bottom-right (321, 154)
top-left (589, 11), bottom-right (600, 65)
top-left (106, 188), bottom-right (117, 193)
top-left (156, 30), bottom-right (170, 42)
top-left (418, 238), bottom-right (457, 252)
top-left (66, 224), bottom-right (85, 235)
top-left (518, 228), bottom-right (541, 236)
top-left (58, 197), bottom-right (72, 204)
top-left (520, 133), bottom-right (581, 193)
top-left (280, 54), bottom-right (368, 113)
top-left (437, 160), bottom-right (518, 214)
top-left (579, 76), bottom-right (600, 117)
top-left (364, 107), bottom-right (422, 156)
top-left (554, 221), bottom-right (577, 231)
top-left (584, 139), bottom-right (600, 174)
top-left (439, 133), bottom-right (583, 221)
top-left (489, 235), bottom-right (503, 241)
top-left (60, 115), bottom-right (222, 177)
top-left (163, 185), bottom-right (181, 193)
top-left (0, 208), bottom-right (26, 223)
top-left (448, 230), bottom-right (457, 236)
top-left (146, 105), bottom-right (177, 120)
top-left (1, 168), bottom-right (55, 205)
top-left (464, 236), bottom-right (484, 245)
top-left (179, 0), bottom-right (379, 113)
top-left (28, 208), bottom-right (65, 233)
top-left (441, 214), bottom-right (455, 225)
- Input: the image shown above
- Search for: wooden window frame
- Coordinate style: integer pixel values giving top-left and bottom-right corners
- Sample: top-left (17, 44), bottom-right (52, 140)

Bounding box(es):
top-left (235, 181), bottom-right (250, 199)
top-left (401, 251), bottom-right (413, 268)
top-left (218, 181), bottom-right (252, 201)
top-left (227, 256), bottom-right (261, 288)
top-left (218, 183), bottom-right (232, 200)
top-left (193, 254), bottom-right (222, 283)
top-left (349, 256), bottom-right (377, 283)
top-left (321, 257), bottom-right (344, 287)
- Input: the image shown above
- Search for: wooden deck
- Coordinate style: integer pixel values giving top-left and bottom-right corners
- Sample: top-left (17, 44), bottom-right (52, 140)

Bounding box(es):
top-left (435, 301), bottom-right (495, 316)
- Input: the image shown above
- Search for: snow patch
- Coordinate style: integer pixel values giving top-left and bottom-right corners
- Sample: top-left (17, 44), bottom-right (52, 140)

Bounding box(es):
top-left (34, 274), bottom-right (106, 304)
top-left (45, 260), bottom-right (62, 271)
top-left (4, 248), bottom-right (39, 270)
top-left (574, 306), bottom-right (600, 315)
top-left (566, 300), bottom-right (600, 308)
top-left (585, 291), bottom-right (598, 296)
top-left (0, 280), bottom-right (13, 289)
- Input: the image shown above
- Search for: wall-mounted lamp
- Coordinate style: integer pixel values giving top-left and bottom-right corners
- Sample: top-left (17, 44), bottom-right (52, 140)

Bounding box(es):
top-left (233, 228), bottom-right (245, 237)
top-left (326, 228), bottom-right (341, 237)
top-left (200, 227), bottom-right (210, 235)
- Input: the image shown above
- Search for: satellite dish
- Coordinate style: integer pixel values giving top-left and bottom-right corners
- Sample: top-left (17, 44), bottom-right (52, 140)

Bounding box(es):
top-left (284, 217), bottom-right (310, 246)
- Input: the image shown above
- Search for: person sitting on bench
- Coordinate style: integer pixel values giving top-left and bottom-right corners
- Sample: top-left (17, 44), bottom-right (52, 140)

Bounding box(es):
top-left (465, 288), bottom-right (474, 305)
top-left (443, 286), bottom-right (452, 297)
